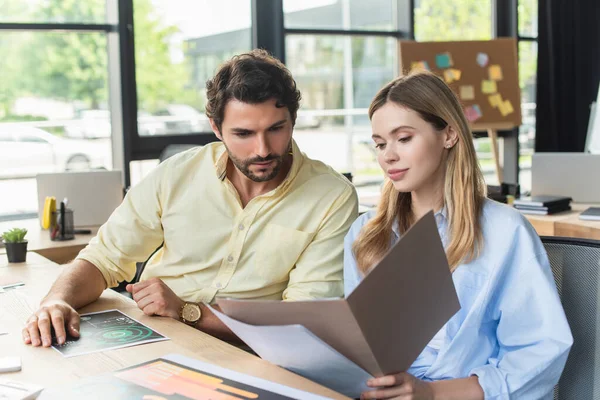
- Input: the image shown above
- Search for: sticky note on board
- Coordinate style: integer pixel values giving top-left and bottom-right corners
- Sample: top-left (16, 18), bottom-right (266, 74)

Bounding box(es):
top-left (489, 65), bottom-right (503, 80)
top-left (460, 85), bottom-right (475, 100)
top-left (443, 69), bottom-right (462, 84)
top-left (498, 100), bottom-right (514, 116)
top-left (464, 104), bottom-right (483, 122)
top-left (411, 61), bottom-right (430, 71)
top-left (435, 52), bottom-right (453, 68)
top-left (488, 94), bottom-right (503, 107)
top-left (476, 52), bottom-right (489, 67)
top-left (481, 80), bottom-right (497, 94)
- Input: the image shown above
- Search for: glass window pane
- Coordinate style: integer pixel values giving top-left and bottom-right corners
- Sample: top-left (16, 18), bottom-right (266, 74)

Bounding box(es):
top-left (0, 0), bottom-right (107, 24)
top-left (284, 0), bottom-right (408, 31)
top-left (414, 0), bottom-right (492, 41)
top-left (518, 0), bottom-right (538, 38)
top-left (518, 40), bottom-right (538, 193)
top-left (286, 34), bottom-right (396, 194)
top-left (0, 31), bottom-right (112, 219)
top-left (133, 0), bottom-right (252, 136)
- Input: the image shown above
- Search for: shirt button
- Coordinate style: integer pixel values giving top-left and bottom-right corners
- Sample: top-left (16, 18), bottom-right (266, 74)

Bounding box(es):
top-left (215, 282), bottom-right (222, 288)
top-left (227, 255), bottom-right (234, 262)
top-left (239, 224), bottom-right (245, 230)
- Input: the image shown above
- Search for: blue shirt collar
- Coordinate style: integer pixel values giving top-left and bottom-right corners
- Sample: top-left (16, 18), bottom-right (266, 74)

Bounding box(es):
top-left (391, 206), bottom-right (448, 237)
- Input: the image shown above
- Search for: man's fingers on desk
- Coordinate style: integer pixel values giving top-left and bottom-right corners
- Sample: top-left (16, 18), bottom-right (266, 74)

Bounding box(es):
top-left (36, 311), bottom-right (53, 347)
top-left (50, 310), bottom-right (66, 345)
top-left (24, 316), bottom-right (41, 346)
top-left (68, 313), bottom-right (80, 337)
top-left (22, 328), bottom-right (31, 345)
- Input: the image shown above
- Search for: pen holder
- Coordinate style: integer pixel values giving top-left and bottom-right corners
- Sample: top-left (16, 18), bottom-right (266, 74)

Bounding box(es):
top-left (50, 209), bottom-right (75, 241)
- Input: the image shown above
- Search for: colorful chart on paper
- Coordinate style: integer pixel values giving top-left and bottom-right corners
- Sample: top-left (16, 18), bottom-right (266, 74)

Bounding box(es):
top-left (51, 309), bottom-right (168, 357)
top-left (46, 358), bottom-right (303, 399)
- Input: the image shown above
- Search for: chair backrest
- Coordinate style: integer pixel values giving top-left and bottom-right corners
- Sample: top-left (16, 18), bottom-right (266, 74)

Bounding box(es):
top-left (159, 144), bottom-right (199, 163)
top-left (542, 236), bottom-right (600, 400)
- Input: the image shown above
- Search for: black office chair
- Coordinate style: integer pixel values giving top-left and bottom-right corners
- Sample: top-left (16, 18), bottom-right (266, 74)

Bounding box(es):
top-left (159, 144), bottom-right (199, 163)
top-left (542, 236), bottom-right (600, 400)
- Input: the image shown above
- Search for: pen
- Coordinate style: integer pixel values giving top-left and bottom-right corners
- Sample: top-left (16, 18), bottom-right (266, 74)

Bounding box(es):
top-left (60, 200), bottom-right (65, 239)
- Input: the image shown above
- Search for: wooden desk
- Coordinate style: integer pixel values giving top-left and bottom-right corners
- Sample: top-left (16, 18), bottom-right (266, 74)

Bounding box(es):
top-left (0, 253), bottom-right (347, 399)
top-left (523, 204), bottom-right (600, 240)
top-left (0, 218), bottom-right (97, 264)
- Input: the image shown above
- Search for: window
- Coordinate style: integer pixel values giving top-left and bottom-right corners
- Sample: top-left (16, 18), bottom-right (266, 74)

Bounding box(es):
top-left (133, 0), bottom-right (252, 137)
top-left (0, 0), bottom-right (108, 24)
top-left (286, 34), bottom-right (397, 176)
top-left (284, 0), bottom-right (401, 31)
top-left (0, 2), bottom-right (115, 221)
top-left (283, 0), bottom-right (409, 205)
top-left (414, 0), bottom-right (492, 41)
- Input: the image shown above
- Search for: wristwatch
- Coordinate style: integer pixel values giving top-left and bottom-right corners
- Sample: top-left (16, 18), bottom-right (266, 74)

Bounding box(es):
top-left (180, 302), bottom-right (202, 326)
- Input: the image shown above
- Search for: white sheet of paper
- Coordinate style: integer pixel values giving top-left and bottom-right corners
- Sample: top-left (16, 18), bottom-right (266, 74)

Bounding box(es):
top-left (211, 305), bottom-right (372, 398)
top-left (163, 353), bottom-right (333, 400)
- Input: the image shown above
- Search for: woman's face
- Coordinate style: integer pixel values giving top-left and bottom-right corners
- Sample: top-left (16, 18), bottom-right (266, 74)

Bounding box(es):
top-left (371, 102), bottom-right (452, 193)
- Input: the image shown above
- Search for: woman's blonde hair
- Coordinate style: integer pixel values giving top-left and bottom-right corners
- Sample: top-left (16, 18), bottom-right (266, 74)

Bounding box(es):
top-left (353, 71), bottom-right (486, 274)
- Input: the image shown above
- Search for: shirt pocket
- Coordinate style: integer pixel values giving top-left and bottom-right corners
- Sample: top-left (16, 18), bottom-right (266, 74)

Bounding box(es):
top-left (255, 224), bottom-right (314, 280)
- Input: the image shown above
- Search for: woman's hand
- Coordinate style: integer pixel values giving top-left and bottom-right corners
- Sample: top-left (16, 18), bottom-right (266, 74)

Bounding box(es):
top-left (361, 372), bottom-right (434, 400)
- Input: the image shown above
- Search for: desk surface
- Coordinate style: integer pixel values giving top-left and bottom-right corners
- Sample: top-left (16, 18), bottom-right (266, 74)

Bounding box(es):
top-left (0, 218), bottom-right (97, 264)
top-left (523, 203), bottom-right (600, 240)
top-left (0, 253), bottom-right (347, 399)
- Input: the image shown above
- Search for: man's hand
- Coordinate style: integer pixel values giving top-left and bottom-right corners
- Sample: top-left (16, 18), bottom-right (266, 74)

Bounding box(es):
top-left (126, 278), bottom-right (184, 320)
top-left (22, 300), bottom-right (80, 347)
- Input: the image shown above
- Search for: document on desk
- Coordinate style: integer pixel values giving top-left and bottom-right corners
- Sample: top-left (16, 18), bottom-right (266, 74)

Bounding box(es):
top-left (214, 211), bottom-right (460, 398)
top-left (51, 309), bottom-right (169, 358)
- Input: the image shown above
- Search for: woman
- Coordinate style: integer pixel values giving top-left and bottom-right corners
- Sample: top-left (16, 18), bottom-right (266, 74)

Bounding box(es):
top-left (344, 71), bottom-right (572, 400)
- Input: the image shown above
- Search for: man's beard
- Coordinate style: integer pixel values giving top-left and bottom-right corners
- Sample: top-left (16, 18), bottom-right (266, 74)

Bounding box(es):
top-left (225, 142), bottom-right (291, 182)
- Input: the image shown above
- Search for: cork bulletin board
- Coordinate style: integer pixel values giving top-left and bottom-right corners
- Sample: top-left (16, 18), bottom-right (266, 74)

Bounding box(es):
top-left (398, 38), bottom-right (522, 131)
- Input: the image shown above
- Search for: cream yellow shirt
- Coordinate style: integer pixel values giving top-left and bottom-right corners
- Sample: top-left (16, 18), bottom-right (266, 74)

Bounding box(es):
top-left (77, 140), bottom-right (358, 303)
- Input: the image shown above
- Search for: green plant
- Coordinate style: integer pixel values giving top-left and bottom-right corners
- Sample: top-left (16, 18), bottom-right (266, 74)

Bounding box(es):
top-left (1, 228), bottom-right (28, 243)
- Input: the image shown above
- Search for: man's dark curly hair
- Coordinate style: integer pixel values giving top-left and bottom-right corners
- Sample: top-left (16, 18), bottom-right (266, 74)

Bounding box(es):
top-left (205, 49), bottom-right (302, 132)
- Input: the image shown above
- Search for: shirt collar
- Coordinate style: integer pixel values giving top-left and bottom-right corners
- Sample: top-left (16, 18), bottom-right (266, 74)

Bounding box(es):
top-left (391, 205), bottom-right (448, 237)
top-left (214, 139), bottom-right (303, 190)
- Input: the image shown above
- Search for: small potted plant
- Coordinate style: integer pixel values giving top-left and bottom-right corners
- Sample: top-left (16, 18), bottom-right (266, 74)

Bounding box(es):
top-left (2, 228), bottom-right (28, 263)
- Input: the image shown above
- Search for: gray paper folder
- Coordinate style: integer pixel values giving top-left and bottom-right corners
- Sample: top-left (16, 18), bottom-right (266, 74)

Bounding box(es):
top-left (214, 211), bottom-right (460, 397)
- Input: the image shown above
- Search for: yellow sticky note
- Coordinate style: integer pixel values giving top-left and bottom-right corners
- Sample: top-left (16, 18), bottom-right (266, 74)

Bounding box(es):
top-left (498, 100), bottom-right (514, 116)
top-left (411, 61), bottom-right (430, 71)
top-left (460, 85), bottom-right (475, 100)
top-left (481, 80), bottom-right (497, 94)
top-left (443, 69), bottom-right (462, 83)
top-left (443, 69), bottom-right (455, 83)
top-left (489, 65), bottom-right (503, 81)
top-left (488, 94), bottom-right (502, 108)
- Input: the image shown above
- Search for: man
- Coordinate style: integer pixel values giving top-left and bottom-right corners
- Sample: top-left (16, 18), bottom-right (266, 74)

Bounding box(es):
top-left (22, 49), bottom-right (358, 346)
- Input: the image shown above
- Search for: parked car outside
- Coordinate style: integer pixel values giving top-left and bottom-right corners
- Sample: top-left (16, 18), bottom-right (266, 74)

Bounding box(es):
top-left (153, 104), bottom-right (212, 134)
top-left (0, 125), bottom-right (111, 179)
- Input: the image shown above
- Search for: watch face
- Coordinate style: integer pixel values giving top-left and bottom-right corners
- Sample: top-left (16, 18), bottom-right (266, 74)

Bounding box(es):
top-left (183, 303), bottom-right (201, 322)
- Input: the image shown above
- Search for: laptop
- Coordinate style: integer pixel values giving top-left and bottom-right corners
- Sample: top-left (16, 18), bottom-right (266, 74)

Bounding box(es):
top-left (36, 170), bottom-right (123, 227)
top-left (531, 153), bottom-right (600, 203)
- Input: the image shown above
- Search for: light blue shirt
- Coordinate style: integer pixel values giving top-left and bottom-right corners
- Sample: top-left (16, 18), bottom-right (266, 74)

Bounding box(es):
top-left (344, 199), bottom-right (573, 399)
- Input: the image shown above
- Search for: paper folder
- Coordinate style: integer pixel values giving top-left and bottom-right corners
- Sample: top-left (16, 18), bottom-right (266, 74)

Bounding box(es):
top-left (216, 211), bottom-right (460, 385)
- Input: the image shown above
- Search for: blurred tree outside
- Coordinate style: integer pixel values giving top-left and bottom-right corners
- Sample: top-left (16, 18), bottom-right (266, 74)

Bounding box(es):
top-left (0, 0), bottom-right (199, 119)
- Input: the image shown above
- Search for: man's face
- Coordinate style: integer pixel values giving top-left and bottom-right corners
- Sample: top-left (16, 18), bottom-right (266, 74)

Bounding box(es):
top-left (211, 99), bottom-right (293, 182)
